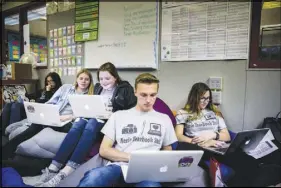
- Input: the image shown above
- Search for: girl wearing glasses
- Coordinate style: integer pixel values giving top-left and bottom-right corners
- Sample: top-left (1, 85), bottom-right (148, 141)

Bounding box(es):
top-left (175, 82), bottom-right (230, 146)
top-left (175, 82), bottom-right (265, 186)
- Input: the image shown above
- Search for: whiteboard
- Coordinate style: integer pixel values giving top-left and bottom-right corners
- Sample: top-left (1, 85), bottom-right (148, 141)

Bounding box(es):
top-left (161, 1), bottom-right (251, 61)
top-left (84, 2), bottom-right (159, 69)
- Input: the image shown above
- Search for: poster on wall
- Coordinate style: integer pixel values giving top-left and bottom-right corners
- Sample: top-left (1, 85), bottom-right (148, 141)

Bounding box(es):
top-left (7, 31), bottom-right (47, 65)
top-left (75, 1), bottom-right (99, 42)
top-left (8, 32), bottom-right (21, 61)
top-left (48, 24), bottom-right (84, 76)
top-left (30, 37), bottom-right (48, 66)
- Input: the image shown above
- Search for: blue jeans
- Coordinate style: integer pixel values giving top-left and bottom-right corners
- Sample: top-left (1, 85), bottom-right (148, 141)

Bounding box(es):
top-left (1, 102), bottom-right (26, 134)
top-left (52, 118), bottom-right (104, 169)
top-left (78, 164), bottom-right (162, 187)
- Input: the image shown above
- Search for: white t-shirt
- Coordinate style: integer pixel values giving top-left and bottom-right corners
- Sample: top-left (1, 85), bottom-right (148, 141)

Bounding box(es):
top-left (176, 109), bottom-right (227, 138)
top-left (100, 87), bottom-right (116, 112)
top-left (101, 107), bottom-right (178, 166)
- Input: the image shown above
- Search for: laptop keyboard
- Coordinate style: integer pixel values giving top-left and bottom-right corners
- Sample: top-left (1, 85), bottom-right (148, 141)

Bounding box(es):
top-left (214, 147), bottom-right (228, 153)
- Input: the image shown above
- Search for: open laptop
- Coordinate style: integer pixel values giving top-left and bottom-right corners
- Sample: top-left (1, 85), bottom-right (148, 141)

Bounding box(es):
top-left (203, 128), bottom-right (270, 155)
top-left (121, 150), bottom-right (204, 183)
top-left (23, 102), bottom-right (71, 127)
top-left (68, 95), bottom-right (112, 119)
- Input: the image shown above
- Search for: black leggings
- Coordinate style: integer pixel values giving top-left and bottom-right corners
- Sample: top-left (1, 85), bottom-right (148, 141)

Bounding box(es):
top-left (2, 122), bottom-right (72, 160)
top-left (1, 102), bottom-right (26, 135)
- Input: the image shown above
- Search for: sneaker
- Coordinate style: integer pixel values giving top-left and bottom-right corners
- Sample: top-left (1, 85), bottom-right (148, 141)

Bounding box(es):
top-left (33, 168), bottom-right (57, 186)
top-left (39, 172), bottom-right (67, 187)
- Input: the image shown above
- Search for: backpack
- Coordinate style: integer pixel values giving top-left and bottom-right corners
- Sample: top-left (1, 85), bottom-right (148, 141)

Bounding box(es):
top-left (262, 112), bottom-right (281, 143)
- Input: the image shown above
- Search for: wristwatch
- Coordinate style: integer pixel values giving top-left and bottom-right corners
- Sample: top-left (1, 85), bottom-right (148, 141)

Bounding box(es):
top-left (215, 131), bottom-right (220, 140)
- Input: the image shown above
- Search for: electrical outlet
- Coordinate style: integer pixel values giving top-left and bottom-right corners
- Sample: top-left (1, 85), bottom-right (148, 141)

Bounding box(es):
top-left (208, 77), bottom-right (223, 90)
top-left (212, 91), bottom-right (222, 105)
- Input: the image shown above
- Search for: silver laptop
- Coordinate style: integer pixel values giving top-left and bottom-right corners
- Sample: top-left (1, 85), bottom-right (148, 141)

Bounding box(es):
top-left (121, 150), bottom-right (204, 183)
top-left (203, 128), bottom-right (270, 155)
top-left (68, 95), bottom-right (112, 119)
top-left (23, 102), bottom-right (71, 127)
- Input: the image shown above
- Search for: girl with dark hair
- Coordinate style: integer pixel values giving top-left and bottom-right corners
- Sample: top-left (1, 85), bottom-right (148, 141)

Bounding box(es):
top-left (1, 72), bottom-right (62, 137)
top-left (36, 62), bottom-right (137, 187)
top-left (36, 72), bottom-right (63, 103)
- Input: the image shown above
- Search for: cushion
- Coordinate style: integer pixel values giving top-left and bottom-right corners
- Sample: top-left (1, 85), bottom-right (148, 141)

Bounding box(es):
top-left (15, 128), bottom-right (67, 158)
top-left (153, 98), bottom-right (177, 126)
top-left (2, 167), bottom-right (32, 187)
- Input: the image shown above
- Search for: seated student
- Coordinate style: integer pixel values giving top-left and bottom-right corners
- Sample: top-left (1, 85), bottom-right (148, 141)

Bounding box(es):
top-left (174, 82), bottom-right (264, 186)
top-left (1, 72), bottom-right (62, 137)
top-left (2, 69), bottom-right (94, 160)
top-left (36, 62), bottom-right (137, 187)
top-left (175, 82), bottom-right (230, 146)
top-left (77, 73), bottom-right (178, 187)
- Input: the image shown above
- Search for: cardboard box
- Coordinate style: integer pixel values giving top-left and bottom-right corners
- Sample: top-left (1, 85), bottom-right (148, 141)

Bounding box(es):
top-left (6, 63), bottom-right (32, 80)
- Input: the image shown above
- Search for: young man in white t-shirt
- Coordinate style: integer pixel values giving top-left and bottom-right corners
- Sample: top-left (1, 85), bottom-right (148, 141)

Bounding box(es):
top-left (78, 73), bottom-right (178, 187)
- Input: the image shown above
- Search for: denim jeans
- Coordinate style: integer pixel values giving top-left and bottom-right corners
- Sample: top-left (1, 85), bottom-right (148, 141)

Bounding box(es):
top-left (52, 118), bottom-right (104, 169)
top-left (78, 164), bottom-right (162, 187)
top-left (1, 102), bottom-right (26, 134)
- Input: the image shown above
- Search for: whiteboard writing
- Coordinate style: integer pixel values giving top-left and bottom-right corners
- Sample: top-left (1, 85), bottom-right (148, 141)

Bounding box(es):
top-left (97, 41), bottom-right (127, 48)
top-left (84, 2), bottom-right (159, 69)
top-left (124, 4), bottom-right (157, 36)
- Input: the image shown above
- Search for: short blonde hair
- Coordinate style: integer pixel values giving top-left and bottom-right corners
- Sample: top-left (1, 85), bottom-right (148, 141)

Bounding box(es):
top-left (135, 73), bottom-right (159, 90)
top-left (74, 69), bottom-right (94, 95)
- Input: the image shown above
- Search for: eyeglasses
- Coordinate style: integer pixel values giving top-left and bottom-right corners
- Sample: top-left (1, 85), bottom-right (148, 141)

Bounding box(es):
top-left (200, 97), bottom-right (210, 103)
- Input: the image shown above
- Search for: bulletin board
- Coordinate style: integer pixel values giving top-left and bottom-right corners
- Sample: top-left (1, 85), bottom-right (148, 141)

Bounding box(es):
top-left (7, 31), bottom-right (47, 63)
top-left (47, 9), bottom-right (84, 77)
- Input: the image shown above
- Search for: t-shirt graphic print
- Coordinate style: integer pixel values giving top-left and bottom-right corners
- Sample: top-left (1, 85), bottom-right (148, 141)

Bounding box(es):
top-left (176, 109), bottom-right (226, 137)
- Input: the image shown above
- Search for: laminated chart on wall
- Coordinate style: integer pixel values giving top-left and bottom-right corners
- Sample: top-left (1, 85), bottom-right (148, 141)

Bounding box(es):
top-left (84, 1), bottom-right (159, 69)
top-left (161, 1), bottom-right (251, 61)
top-left (75, 1), bottom-right (99, 42)
top-left (8, 33), bottom-right (21, 61)
top-left (30, 37), bottom-right (47, 66)
top-left (48, 25), bottom-right (84, 77)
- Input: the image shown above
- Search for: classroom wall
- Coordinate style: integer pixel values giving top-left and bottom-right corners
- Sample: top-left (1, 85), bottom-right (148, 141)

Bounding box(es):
top-left (244, 71), bottom-right (281, 130)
